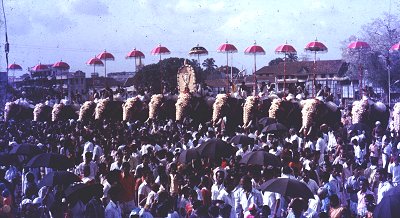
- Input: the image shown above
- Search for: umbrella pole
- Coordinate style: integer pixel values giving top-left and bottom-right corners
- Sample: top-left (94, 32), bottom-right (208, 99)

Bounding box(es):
top-left (226, 52), bottom-right (229, 93)
top-left (283, 53), bottom-right (287, 97)
top-left (104, 60), bottom-right (107, 87)
top-left (254, 53), bottom-right (257, 96)
top-left (313, 51), bottom-right (316, 98)
top-left (358, 51), bottom-right (362, 99)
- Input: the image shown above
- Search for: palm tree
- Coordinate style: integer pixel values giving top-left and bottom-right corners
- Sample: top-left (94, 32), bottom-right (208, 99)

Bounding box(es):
top-left (202, 58), bottom-right (217, 73)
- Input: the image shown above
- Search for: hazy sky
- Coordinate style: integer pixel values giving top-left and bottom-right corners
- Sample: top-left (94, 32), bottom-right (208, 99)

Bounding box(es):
top-left (0, 0), bottom-right (397, 77)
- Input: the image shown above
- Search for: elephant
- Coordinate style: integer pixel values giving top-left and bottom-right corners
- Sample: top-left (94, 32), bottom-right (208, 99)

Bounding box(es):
top-left (4, 102), bottom-right (34, 121)
top-left (94, 99), bottom-right (123, 121)
top-left (33, 103), bottom-right (53, 122)
top-left (212, 94), bottom-right (245, 134)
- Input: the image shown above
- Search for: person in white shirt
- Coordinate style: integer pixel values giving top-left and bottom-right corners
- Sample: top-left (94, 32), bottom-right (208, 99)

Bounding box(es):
top-left (105, 186), bottom-right (122, 218)
top-left (388, 155), bottom-right (400, 186)
top-left (211, 170), bottom-right (225, 200)
top-left (235, 144), bottom-right (251, 158)
top-left (216, 175), bottom-right (237, 217)
top-left (235, 175), bottom-right (263, 217)
top-left (138, 172), bottom-right (154, 208)
top-left (110, 151), bottom-right (124, 171)
top-left (301, 170), bottom-right (319, 195)
top-left (376, 169), bottom-right (393, 204)
top-left (75, 152), bottom-right (98, 180)
top-left (315, 132), bottom-right (327, 165)
top-left (382, 137), bottom-right (392, 169)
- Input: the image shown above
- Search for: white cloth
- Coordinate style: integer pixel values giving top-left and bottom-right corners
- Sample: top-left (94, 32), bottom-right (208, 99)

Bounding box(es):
top-left (388, 163), bottom-right (400, 185)
top-left (211, 183), bottom-right (225, 200)
top-left (377, 181), bottom-right (393, 204)
top-left (105, 200), bottom-right (122, 218)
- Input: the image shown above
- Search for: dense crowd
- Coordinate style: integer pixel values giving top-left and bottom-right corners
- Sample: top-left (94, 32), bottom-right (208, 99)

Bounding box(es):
top-left (0, 89), bottom-right (399, 218)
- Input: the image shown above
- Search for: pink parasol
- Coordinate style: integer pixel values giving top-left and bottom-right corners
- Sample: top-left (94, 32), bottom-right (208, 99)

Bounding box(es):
top-left (245, 41), bottom-right (266, 95)
top-left (305, 39), bottom-right (328, 97)
top-left (217, 41), bottom-right (238, 92)
top-left (348, 39), bottom-right (370, 98)
top-left (275, 42), bottom-right (297, 95)
top-left (97, 50), bottom-right (114, 78)
top-left (126, 48), bottom-right (145, 72)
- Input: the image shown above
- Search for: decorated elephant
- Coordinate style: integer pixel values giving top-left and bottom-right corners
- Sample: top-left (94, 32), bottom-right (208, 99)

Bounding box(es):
top-left (123, 96), bottom-right (148, 122)
top-left (148, 94), bottom-right (176, 122)
top-left (79, 101), bottom-right (97, 123)
top-left (33, 103), bottom-right (53, 122)
top-left (351, 97), bottom-right (390, 130)
top-left (52, 103), bottom-right (79, 122)
top-left (269, 98), bottom-right (302, 131)
top-left (212, 94), bottom-right (245, 133)
top-left (4, 102), bottom-right (34, 121)
top-left (300, 99), bottom-right (341, 137)
top-left (94, 99), bottom-right (123, 121)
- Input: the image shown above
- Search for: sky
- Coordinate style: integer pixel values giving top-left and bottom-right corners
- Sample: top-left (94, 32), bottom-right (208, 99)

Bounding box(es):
top-left (0, 0), bottom-right (398, 77)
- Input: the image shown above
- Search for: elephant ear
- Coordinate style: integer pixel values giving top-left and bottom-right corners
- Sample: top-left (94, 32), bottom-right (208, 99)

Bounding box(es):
top-left (374, 101), bottom-right (386, 113)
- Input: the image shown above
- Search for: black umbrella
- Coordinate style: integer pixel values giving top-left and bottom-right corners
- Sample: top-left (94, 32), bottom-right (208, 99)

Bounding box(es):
top-left (239, 150), bottom-right (281, 167)
top-left (259, 178), bottom-right (314, 199)
top-left (262, 122), bottom-right (288, 134)
top-left (9, 143), bottom-right (41, 156)
top-left (0, 153), bottom-right (21, 166)
top-left (177, 148), bottom-right (200, 164)
top-left (65, 183), bottom-right (104, 204)
top-left (196, 139), bottom-right (236, 160)
top-left (258, 117), bottom-right (277, 127)
top-left (26, 153), bottom-right (74, 170)
top-left (38, 171), bottom-right (81, 188)
top-left (229, 135), bottom-right (254, 145)
top-left (374, 186), bottom-right (400, 218)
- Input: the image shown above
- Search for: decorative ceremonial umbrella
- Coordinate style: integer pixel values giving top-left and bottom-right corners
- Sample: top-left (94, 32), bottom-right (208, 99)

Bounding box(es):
top-left (126, 48), bottom-right (145, 72)
top-left (7, 63), bottom-right (22, 70)
top-left (305, 38), bottom-right (328, 97)
top-left (52, 60), bottom-right (71, 98)
top-left (7, 62), bottom-right (22, 84)
top-left (31, 63), bottom-right (48, 72)
top-left (86, 56), bottom-right (104, 75)
top-left (348, 39), bottom-right (370, 98)
top-left (151, 44), bottom-right (171, 94)
top-left (245, 41), bottom-right (266, 95)
top-left (97, 50), bottom-right (115, 78)
top-left (217, 41), bottom-right (238, 92)
top-left (275, 42), bottom-right (297, 95)
top-left (189, 44), bottom-right (208, 64)
top-left (151, 44), bottom-right (170, 62)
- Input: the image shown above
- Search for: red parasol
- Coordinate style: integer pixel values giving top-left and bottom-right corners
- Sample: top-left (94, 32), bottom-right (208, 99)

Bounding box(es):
top-left (52, 61), bottom-right (70, 70)
top-left (217, 41), bottom-right (238, 92)
top-left (348, 39), bottom-right (370, 98)
top-left (86, 56), bottom-right (104, 76)
top-left (275, 42), bottom-right (297, 95)
top-left (348, 40), bottom-right (370, 50)
top-left (8, 63), bottom-right (22, 70)
top-left (32, 63), bottom-right (49, 72)
top-left (126, 48), bottom-right (145, 72)
top-left (97, 50), bottom-right (114, 78)
top-left (305, 39), bottom-right (328, 97)
top-left (151, 44), bottom-right (170, 94)
top-left (189, 44), bottom-right (208, 64)
top-left (151, 44), bottom-right (170, 61)
top-left (245, 41), bottom-right (266, 95)
top-left (8, 62), bottom-right (22, 85)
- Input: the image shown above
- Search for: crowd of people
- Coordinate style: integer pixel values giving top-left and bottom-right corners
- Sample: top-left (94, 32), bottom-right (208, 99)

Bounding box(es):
top-left (0, 88), bottom-right (399, 218)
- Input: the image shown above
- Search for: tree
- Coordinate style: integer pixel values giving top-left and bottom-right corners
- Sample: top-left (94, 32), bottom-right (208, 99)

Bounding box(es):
top-left (341, 13), bottom-right (400, 94)
top-left (202, 58), bottom-right (217, 73)
top-left (269, 58), bottom-right (284, 66)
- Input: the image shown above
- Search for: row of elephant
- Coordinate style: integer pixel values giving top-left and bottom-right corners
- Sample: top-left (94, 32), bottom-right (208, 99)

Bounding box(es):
top-left (3, 94), bottom-right (391, 136)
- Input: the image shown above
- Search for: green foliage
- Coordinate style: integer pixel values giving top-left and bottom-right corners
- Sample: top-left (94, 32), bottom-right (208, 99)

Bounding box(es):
top-left (341, 13), bottom-right (400, 93)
